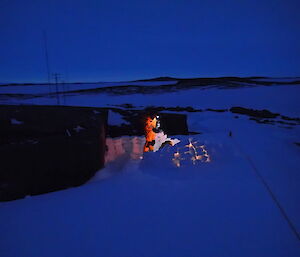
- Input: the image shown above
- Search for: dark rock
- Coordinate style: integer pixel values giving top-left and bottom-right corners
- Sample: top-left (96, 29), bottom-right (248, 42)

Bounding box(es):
top-left (206, 108), bottom-right (228, 113)
top-left (230, 107), bottom-right (279, 119)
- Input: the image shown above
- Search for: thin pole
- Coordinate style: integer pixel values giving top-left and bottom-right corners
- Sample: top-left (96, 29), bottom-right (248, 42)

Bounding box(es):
top-left (43, 30), bottom-right (51, 92)
top-left (52, 73), bottom-right (61, 105)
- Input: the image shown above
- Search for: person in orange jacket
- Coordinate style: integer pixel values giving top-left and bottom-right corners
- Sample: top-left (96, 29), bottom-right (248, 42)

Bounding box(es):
top-left (143, 116), bottom-right (157, 152)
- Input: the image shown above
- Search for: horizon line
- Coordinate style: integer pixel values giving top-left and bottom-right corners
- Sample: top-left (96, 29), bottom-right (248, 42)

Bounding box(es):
top-left (1, 75), bottom-right (300, 85)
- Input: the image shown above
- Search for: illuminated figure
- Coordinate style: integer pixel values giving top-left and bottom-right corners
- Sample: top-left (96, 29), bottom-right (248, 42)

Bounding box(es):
top-left (143, 115), bottom-right (180, 152)
top-left (143, 116), bottom-right (158, 152)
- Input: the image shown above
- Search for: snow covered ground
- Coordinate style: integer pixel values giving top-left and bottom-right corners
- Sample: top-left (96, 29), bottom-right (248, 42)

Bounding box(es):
top-left (1, 79), bottom-right (300, 117)
top-left (0, 78), bottom-right (300, 257)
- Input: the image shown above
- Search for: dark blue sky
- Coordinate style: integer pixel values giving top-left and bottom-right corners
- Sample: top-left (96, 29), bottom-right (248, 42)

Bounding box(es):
top-left (0, 0), bottom-right (299, 82)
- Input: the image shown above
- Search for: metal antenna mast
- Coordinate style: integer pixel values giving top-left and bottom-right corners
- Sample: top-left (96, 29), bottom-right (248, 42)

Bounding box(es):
top-left (43, 30), bottom-right (51, 92)
top-left (52, 73), bottom-right (62, 105)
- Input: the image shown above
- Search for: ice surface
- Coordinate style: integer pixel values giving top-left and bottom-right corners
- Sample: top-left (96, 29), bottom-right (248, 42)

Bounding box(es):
top-left (2, 84), bottom-right (299, 117)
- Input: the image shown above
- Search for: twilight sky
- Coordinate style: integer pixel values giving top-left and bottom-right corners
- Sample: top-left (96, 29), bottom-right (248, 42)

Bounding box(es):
top-left (0, 0), bottom-right (299, 82)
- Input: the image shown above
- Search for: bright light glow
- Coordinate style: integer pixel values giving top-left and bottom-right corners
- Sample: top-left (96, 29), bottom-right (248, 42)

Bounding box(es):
top-left (143, 117), bottom-right (211, 167)
top-left (173, 138), bottom-right (211, 167)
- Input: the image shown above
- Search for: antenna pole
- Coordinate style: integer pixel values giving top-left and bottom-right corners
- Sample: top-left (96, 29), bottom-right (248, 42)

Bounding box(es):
top-left (43, 30), bottom-right (51, 92)
top-left (52, 73), bottom-right (62, 105)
